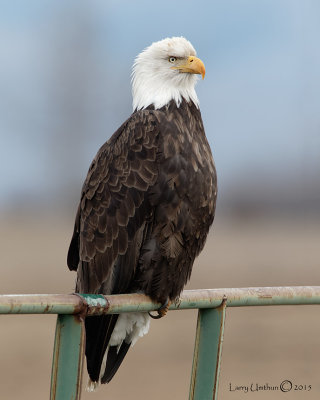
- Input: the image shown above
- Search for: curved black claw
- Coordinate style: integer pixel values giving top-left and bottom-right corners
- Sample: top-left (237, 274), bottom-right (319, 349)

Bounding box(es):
top-left (148, 298), bottom-right (171, 319)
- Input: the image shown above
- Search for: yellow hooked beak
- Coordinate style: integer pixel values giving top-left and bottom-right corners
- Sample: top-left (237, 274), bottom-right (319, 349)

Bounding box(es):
top-left (171, 56), bottom-right (206, 79)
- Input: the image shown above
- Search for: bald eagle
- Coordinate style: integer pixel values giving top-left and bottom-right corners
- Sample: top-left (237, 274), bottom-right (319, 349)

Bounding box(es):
top-left (67, 37), bottom-right (217, 389)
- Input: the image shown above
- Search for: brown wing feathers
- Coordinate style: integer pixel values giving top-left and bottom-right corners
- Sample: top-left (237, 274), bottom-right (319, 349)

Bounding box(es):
top-left (69, 111), bottom-right (160, 290)
top-left (67, 110), bottom-right (162, 381)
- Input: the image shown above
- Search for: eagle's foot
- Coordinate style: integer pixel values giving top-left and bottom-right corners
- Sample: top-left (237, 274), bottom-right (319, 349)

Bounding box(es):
top-left (148, 298), bottom-right (171, 319)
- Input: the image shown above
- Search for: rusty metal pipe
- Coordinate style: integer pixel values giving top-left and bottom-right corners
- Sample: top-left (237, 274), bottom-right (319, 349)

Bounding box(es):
top-left (1, 287), bottom-right (320, 315)
top-left (0, 294), bottom-right (84, 314)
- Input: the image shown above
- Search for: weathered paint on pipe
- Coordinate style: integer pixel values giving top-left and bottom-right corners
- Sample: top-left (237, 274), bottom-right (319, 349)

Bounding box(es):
top-left (50, 314), bottom-right (85, 400)
top-left (189, 298), bottom-right (226, 400)
top-left (1, 287), bottom-right (320, 315)
top-left (78, 294), bottom-right (109, 315)
top-left (0, 294), bottom-right (83, 314)
top-left (89, 286), bottom-right (320, 314)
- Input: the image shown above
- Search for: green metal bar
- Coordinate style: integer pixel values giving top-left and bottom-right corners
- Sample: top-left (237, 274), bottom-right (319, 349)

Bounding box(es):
top-left (84, 286), bottom-right (320, 314)
top-left (102, 286), bottom-right (320, 314)
top-left (50, 314), bottom-right (85, 400)
top-left (189, 299), bottom-right (227, 400)
top-left (0, 294), bottom-right (83, 314)
top-left (0, 288), bottom-right (319, 400)
top-left (1, 287), bottom-right (320, 315)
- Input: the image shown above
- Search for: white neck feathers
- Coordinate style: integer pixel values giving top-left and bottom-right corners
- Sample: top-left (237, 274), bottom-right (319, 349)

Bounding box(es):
top-left (132, 70), bottom-right (199, 111)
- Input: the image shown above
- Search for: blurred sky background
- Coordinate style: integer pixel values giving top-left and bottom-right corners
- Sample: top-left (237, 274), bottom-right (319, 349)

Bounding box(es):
top-left (0, 0), bottom-right (319, 219)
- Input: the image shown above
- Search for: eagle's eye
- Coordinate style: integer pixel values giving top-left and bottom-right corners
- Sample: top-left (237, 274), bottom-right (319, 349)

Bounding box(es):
top-left (169, 57), bottom-right (177, 63)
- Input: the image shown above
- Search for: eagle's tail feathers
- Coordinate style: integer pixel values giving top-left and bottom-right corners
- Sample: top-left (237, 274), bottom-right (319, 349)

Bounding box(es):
top-left (85, 312), bottom-right (151, 386)
top-left (101, 342), bottom-right (131, 384)
top-left (85, 314), bottom-right (119, 383)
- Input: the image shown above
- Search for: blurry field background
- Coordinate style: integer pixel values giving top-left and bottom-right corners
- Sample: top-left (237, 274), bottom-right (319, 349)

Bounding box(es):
top-left (0, 1), bottom-right (319, 399)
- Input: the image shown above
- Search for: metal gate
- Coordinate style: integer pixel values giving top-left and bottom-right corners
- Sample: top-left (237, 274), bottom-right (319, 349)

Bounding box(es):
top-left (1, 286), bottom-right (320, 399)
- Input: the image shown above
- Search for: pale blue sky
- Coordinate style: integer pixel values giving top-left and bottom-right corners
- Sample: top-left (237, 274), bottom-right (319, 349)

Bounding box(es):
top-left (0, 1), bottom-right (319, 211)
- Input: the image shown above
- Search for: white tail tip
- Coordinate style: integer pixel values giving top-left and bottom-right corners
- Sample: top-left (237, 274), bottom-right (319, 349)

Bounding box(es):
top-left (86, 378), bottom-right (99, 392)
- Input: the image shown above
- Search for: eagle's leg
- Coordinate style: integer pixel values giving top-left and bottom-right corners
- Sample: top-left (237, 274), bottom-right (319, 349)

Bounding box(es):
top-left (148, 298), bottom-right (171, 319)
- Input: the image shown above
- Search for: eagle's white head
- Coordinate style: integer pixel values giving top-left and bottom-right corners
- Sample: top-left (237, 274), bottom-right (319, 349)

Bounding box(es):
top-left (132, 37), bottom-right (205, 111)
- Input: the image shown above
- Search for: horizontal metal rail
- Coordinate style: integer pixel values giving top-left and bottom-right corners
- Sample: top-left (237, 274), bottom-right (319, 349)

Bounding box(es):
top-left (1, 286), bottom-right (320, 315)
top-left (1, 286), bottom-right (320, 400)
